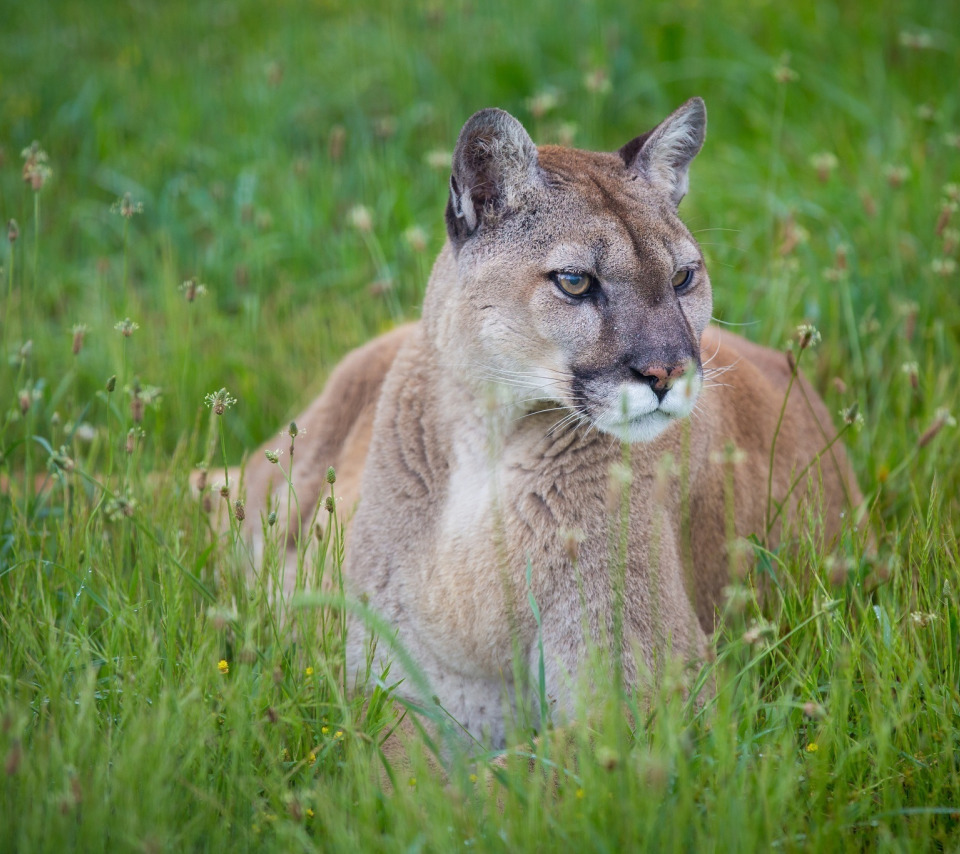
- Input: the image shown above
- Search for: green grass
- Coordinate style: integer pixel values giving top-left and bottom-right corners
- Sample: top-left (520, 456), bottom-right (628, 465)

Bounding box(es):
top-left (2, 0), bottom-right (959, 850)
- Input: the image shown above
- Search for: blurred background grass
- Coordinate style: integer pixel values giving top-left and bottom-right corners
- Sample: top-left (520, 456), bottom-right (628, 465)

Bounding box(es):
top-left (1, 0), bottom-right (959, 850)
top-left (3, 0), bottom-right (957, 467)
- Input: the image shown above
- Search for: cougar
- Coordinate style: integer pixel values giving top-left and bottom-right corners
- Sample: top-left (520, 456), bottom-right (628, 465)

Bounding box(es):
top-left (229, 98), bottom-right (861, 747)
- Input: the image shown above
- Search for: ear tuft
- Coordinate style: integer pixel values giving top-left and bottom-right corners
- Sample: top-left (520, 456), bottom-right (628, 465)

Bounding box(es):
top-left (446, 109), bottom-right (540, 244)
top-left (619, 97), bottom-right (707, 207)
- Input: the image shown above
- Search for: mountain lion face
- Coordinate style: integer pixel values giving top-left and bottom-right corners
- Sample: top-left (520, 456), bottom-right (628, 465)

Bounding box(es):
top-left (443, 99), bottom-right (711, 443)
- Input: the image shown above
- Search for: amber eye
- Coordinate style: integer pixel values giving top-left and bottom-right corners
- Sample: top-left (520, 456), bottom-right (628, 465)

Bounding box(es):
top-left (553, 272), bottom-right (594, 297)
top-left (672, 268), bottom-right (694, 291)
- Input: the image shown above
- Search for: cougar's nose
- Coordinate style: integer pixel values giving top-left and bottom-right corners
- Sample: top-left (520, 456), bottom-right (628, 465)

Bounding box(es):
top-left (628, 361), bottom-right (691, 402)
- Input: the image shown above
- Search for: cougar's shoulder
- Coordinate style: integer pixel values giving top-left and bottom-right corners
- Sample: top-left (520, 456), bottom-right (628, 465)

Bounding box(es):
top-left (229, 322), bottom-right (414, 582)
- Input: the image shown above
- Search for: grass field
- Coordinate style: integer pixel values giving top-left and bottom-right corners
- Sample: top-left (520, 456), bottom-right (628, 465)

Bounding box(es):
top-left (1, 0), bottom-right (959, 850)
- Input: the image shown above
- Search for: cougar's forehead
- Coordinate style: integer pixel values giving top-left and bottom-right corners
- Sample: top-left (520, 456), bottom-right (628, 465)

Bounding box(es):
top-left (534, 146), bottom-right (698, 272)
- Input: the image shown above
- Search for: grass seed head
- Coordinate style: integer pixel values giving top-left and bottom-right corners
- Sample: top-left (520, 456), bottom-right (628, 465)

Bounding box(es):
top-left (114, 318), bottom-right (140, 337)
top-left (835, 244), bottom-right (848, 270)
top-left (899, 30), bottom-right (934, 49)
top-left (180, 278), bottom-right (208, 302)
top-left (809, 151), bottom-right (838, 182)
top-left (348, 205), bottom-right (373, 233)
top-left (795, 324), bottom-right (821, 350)
top-left (901, 362), bottom-right (920, 389)
top-left (584, 67), bottom-right (611, 94)
top-left (70, 324), bottom-right (88, 355)
top-left (606, 460), bottom-right (634, 512)
top-left (931, 257), bottom-right (956, 277)
top-left (425, 149), bottom-right (452, 170)
top-left (105, 493), bottom-right (137, 521)
top-left (710, 440), bottom-right (746, 466)
top-left (918, 408), bottom-right (956, 448)
top-left (111, 192), bottom-right (143, 218)
top-left (883, 164), bottom-right (910, 188)
top-left (374, 115), bottom-right (396, 139)
top-left (7, 219), bottom-right (18, 244)
top-left (773, 54), bottom-right (799, 83)
top-left (941, 227), bottom-right (958, 256)
top-left (205, 388), bottom-right (236, 415)
top-left (328, 125), bottom-right (346, 162)
top-left (130, 388), bottom-right (144, 424)
top-left (840, 402), bottom-right (864, 430)
top-left (50, 446), bottom-right (75, 473)
top-left (21, 141), bottom-right (52, 191)
top-left (935, 202), bottom-right (955, 236)
top-left (743, 619), bottom-right (777, 646)
top-left (326, 466), bottom-right (336, 484)
top-left (403, 225), bottom-right (428, 252)
top-left (527, 88), bottom-right (560, 118)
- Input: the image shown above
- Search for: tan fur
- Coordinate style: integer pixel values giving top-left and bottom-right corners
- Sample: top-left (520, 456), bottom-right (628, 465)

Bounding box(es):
top-left (231, 99), bottom-right (861, 746)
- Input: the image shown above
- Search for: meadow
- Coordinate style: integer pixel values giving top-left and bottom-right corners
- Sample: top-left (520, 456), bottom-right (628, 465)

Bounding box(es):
top-left (1, 0), bottom-right (958, 850)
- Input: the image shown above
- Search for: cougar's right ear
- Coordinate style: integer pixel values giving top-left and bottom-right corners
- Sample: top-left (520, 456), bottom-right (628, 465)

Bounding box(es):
top-left (445, 108), bottom-right (541, 247)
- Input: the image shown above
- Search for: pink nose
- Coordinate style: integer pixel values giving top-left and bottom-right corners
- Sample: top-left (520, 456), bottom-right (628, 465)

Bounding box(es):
top-left (643, 364), bottom-right (687, 391)
top-left (632, 361), bottom-right (690, 391)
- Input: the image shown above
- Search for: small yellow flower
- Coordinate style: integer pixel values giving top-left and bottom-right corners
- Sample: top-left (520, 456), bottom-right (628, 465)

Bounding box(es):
top-left (308, 750), bottom-right (317, 764)
top-left (469, 773), bottom-right (478, 784)
top-left (321, 725), bottom-right (330, 735)
top-left (575, 788), bottom-right (585, 799)
top-left (305, 666), bottom-right (314, 676)
top-left (408, 777), bottom-right (417, 787)
top-left (306, 808), bottom-right (315, 819)
top-left (217, 659), bottom-right (229, 675)
top-left (334, 730), bottom-right (343, 739)
top-left (806, 742), bottom-right (819, 753)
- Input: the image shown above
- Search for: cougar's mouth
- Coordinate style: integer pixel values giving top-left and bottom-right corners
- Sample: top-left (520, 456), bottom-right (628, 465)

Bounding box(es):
top-left (581, 370), bottom-right (702, 444)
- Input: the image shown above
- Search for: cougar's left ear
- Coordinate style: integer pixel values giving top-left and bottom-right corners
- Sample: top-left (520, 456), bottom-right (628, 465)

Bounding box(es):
top-left (619, 97), bottom-right (706, 207)
top-left (446, 108), bottom-right (541, 246)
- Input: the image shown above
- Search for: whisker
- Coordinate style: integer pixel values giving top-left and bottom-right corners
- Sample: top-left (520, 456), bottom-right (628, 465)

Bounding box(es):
top-left (711, 316), bottom-right (760, 328)
top-left (475, 373), bottom-right (569, 390)
top-left (703, 362), bottom-right (740, 379)
top-left (516, 405), bottom-right (573, 423)
top-left (477, 364), bottom-right (574, 381)
top-left (701, 336), bottom-right (724, 368)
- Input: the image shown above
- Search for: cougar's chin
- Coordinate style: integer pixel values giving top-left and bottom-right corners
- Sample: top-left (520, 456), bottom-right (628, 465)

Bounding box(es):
top-left (591, 374), bottom-right (702, 444)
